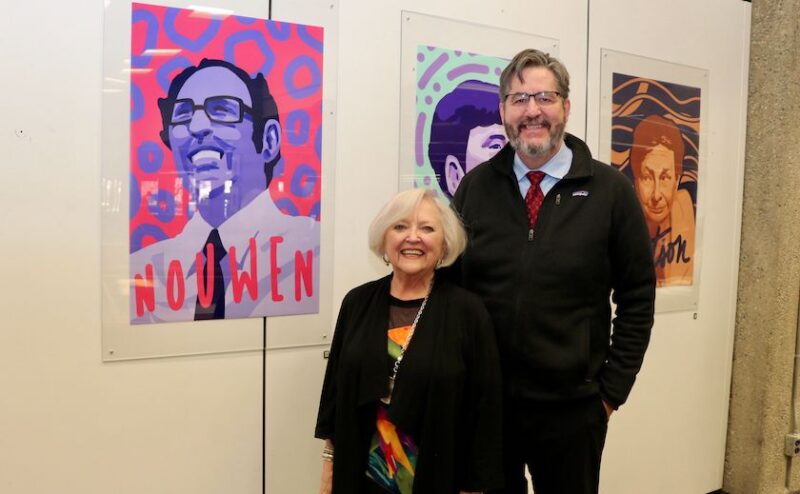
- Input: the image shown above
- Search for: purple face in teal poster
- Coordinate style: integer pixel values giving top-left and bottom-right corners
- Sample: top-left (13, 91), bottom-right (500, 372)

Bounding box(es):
top-left (427, 80), bottom-right (506, 198)
top-left (413, 46), bottom-right (508, 200)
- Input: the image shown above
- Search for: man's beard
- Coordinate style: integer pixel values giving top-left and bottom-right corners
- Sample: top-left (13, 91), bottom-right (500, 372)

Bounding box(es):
top-left (505, 118), bottom-right (565, 159)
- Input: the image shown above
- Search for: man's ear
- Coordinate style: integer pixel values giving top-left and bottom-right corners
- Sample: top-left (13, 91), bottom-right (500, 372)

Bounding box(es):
top-left (262, 119), bottom-right (281, 162)
top-left (444, 155), bottom-right (465, 196)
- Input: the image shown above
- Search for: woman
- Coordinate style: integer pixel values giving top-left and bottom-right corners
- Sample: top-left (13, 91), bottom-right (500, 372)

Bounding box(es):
top-left (315, 188), bottom-right (503, 493)
top-left (630, 114), bottom-right (696, 287)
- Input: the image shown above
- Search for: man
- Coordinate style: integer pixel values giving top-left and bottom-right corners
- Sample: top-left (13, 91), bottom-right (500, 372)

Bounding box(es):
top-left (130, 59), bottom-right (320, 323)
top-left (427, 80), bottom-right (507, 199)
top-left (450, 49), bottom-right (656, 493)
top-left (630, 114), bottom-right (695, 287)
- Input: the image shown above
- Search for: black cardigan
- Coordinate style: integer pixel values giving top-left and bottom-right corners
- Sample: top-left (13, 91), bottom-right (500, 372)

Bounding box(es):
top-left (315, 273), bottom-right (503, 493)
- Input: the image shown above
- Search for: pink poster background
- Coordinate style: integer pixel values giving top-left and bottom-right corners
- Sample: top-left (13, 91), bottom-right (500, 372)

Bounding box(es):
top-left (129, 3), bottom-right (323, 252)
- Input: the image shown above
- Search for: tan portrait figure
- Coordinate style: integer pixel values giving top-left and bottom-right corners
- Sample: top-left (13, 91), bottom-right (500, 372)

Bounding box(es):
top-left (630, 114), bottom-right (695, 287)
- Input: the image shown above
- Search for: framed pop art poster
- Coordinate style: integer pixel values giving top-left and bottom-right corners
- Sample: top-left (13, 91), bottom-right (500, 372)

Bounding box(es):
top-left (599, 49), bottom-right (709, 313)
top-left (399, 11), bottom-right (558, 201)
top-left (101, 1), bottom-right (334, 359)
top-left (411, 46), bottom-right (508, 202)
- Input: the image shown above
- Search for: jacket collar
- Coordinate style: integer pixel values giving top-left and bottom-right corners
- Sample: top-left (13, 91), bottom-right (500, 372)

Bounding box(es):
top-left (490, 132), bottom-right (594, 180)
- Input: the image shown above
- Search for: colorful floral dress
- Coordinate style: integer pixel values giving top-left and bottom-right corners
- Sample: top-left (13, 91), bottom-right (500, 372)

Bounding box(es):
top-left (365, 297), bottom-right (422, 494)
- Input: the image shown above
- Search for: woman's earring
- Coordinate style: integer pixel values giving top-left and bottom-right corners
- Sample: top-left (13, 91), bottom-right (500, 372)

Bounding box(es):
top-left (382, 254), bottom-right (390, 266)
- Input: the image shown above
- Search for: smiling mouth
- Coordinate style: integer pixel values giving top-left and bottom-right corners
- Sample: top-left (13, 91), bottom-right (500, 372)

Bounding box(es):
top-left (190, 149), bottom-right (224, 164)
top-left (520, 120), bottom-right (550, 133)
top-left (400, 249), bottom-right (424, 256)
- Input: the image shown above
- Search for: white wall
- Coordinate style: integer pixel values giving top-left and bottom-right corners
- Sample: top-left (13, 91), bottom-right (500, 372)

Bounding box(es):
top-left (0, 0), bottom-right (750, 493)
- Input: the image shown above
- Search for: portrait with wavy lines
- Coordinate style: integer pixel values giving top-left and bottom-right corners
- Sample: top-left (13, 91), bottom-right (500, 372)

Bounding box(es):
top-left (611, 73), bottom-right (700, 288)
top-left (128, 3), bottom-right (323, 324)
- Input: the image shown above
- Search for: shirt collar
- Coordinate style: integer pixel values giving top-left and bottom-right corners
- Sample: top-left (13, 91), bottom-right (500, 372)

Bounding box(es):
top-left (512, 140), bottom-right (573, 183)
top-left (182, 189), bottom-right (282, 248)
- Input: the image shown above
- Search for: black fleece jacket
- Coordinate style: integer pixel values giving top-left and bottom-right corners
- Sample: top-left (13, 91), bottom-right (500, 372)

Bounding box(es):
top-left (450, 134), bottom-right (656, 408)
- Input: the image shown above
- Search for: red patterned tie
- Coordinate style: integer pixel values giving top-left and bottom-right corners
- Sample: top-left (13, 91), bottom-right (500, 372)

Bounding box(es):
top-left (525, 171), bottom-right (546, 229)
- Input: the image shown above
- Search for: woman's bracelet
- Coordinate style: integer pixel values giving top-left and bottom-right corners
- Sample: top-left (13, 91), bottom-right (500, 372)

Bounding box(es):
top-left (322, 446), bottom-right (334, 462)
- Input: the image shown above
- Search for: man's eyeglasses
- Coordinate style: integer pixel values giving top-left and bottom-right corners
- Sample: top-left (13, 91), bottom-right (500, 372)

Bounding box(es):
top-left (505, 91), bottom-right (561, 107)
top-left (170, 96), bottom-right (254, 125)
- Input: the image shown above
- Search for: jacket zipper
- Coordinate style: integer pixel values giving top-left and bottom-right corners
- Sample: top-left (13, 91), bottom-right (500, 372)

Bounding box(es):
top-left (528, 193), bottom-right (561, 242)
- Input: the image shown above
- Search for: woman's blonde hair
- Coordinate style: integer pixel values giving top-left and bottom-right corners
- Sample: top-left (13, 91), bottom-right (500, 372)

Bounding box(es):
top-left (367, 188), bottom-right (466, 267)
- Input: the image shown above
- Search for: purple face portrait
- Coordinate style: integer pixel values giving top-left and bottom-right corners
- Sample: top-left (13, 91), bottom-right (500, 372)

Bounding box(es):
top-left (427, 80), bottom-right (506, 198)
top-left (158, 59), bottom-right (282, 228)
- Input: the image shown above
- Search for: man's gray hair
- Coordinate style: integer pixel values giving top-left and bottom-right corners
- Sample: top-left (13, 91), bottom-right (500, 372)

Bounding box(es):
top-left (499, 49), bottom-right (570, 101)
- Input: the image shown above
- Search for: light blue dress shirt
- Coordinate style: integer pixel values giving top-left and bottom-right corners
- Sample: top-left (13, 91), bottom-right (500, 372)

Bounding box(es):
top-left (513, 141), bottom-right (573, 198)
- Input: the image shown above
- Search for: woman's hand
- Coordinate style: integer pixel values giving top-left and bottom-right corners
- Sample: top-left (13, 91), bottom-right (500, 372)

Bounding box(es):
top-left (602, 399), bottom-right (614, 419)
top-left (319, 460), bottom-right (333, 494)
top-left (319, 439), bottom-right (334, 494)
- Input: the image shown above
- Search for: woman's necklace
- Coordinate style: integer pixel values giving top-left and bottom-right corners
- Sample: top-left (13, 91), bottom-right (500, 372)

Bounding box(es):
top-left (380, 278), bottom-right (433, 405)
